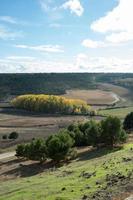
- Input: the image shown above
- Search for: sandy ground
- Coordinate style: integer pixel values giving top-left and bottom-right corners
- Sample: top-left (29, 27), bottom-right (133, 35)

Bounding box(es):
top-left (0, 151), bottom-right (15, 160)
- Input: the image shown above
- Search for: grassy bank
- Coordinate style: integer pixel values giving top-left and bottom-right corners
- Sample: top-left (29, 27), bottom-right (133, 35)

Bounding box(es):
top-left (99, 106), bottom-right (133, 119)
top-left (0, 142), bottom-right (133, 200)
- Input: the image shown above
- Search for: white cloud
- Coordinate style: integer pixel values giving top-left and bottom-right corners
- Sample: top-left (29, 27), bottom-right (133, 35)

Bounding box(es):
top-left (39, 0), bottom-right (52, 12)
top-left (0, 16), bottom-right (17, 24)
top-left (62, 0), bottom-right (84, 16)
top-left (0, 57), bottom-right (73, 73)
top-left (0, 54), bottom-right (133, 73)
top-left (105, 32), bottom-right (133, 43)
top-left (76, 53), bottom-right (133, 72)
top-left (39, 0), bottom-right (62, 20)
top-left (0, 25), bottom-right (23, 40)
top-left (7, 56), bottom-right (36, 61)
top-left (91, 0), bottom-right (133, 43)
top-left (82, 39), bottom-right (105, 48)
top-left (15, 44), bottom-right (64, 53)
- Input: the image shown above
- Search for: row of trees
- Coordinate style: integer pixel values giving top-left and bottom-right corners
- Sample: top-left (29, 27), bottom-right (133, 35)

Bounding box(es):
top-left (12, 94), bottom-right (90, 115)
top-left (16, 116), bottom-right (127, 163)
top-left (16, 131), bottom-right (74, 163)
top-left (67, 116), bottom-right (127, 148)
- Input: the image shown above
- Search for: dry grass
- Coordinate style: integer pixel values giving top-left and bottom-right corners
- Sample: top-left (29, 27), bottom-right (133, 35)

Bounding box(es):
top-left (62, 89), bottom-right (118, 105)
top-left (0, 109), bottom-right (88, 151)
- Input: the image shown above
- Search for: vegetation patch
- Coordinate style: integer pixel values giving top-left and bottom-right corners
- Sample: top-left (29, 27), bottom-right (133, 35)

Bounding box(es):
top-left (0, 143), bottom-right (133, 200)
top-left (12, 94), bottom-right (90, 115)
top-left (99, 107), bottom-right (133, 119)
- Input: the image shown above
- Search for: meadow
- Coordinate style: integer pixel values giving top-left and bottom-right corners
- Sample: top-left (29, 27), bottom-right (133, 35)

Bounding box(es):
top-left (99, 107), bottom-right (133, 119)
top-left (0, 141), bottom-right (133, 200)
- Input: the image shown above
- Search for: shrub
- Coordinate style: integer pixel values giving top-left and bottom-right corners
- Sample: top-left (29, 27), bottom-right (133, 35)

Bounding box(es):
top-left (8, 132), bottom-right (19, 140)
top-left (46, 130), bottom-right (74, 162)
top-left (67, 123), bottom-right (88, 146)
top-left (85, 120), bottom-right (101, 147)
top-left (2, 134), bottom-right (7, 140)
top-left (101, 116), bottom-right (127, 147)
top-left (16, 144), bottom-right (26, 157)
top-left (123, 112), bottom-right (133, 130)
top-left (16, 139), bottom-right (47, 162)
top-left (27, 139), bottom-right (47, 162)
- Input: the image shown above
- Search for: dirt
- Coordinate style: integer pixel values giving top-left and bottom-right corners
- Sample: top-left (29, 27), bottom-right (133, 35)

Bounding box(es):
top-left (62, 89), bottom-right (118, 105)
top-left (0, 108), bottom-right (89, 150)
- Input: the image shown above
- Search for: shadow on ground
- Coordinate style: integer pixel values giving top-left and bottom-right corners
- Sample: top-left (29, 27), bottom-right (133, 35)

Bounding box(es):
top-left (77, 146), bottom-right (123, 161)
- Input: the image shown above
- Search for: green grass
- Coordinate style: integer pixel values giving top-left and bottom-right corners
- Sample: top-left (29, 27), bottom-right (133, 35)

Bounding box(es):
top-left (99, 106), bottom-right (133, 119)
top-left (0, 143), bottom-right (133, 200)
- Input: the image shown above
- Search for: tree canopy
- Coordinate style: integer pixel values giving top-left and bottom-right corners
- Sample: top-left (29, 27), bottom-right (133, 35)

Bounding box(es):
top-left (12, 94), bottom-right (90, 115)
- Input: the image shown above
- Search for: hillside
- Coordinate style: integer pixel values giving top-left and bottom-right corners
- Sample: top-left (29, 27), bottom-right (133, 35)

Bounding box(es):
top-left (0, 141), bottom-right (133, 200)
top-left (0, 73), bottom-right (133, 100)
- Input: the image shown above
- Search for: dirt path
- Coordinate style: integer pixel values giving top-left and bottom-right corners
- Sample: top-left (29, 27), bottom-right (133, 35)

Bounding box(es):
top-left (0, 151), bottom-right (15, 160)
top-left (125, 195), bottom-right (133, 200)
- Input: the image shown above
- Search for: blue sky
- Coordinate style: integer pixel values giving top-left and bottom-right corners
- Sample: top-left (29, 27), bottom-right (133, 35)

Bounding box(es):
top-left (0, 0), bottom-right (133, 73)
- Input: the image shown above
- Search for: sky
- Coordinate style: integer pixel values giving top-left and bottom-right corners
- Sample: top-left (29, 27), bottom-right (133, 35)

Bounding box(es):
top-left (0, 0), bottom-right (133, 73)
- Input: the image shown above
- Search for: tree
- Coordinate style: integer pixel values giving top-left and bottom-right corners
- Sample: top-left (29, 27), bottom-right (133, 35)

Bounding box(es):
top-left (2, 134), bottom-right (7, 140)
top-left (8, 132), bottom-right (19, 140)
top-left (123, 112), bottom-right (133, 130)
top-left (16, 139), bottom-right (47, 163)
top-left (101, 116), bottom-right (127, 147)
top-left (67, 123), bottom-right (88, 146)
top-left (27, 139), bottom-right (47, 162)
top-left (85, 120), bottom-right (101, 147)
top-left (46, 130), bottom-right (74, 162)
top-left (12, 94), bottom-right (90, 115)
top-left (16, 144), bottom-right (26, 157)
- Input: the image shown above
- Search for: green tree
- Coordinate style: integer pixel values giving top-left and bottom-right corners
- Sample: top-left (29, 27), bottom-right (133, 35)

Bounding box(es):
top-left (85, 120), bottom-right (101, 147)
top-left (46, 130), bottom-right (74, 162)
top-left (8, 132), bottom-right (19, 140)
top-left (101, 116), bottom-right (127, 147)
top-left (2, 134), bottom-right (7, 140)
top-left (16, 144), bottom-right (26, 157)
top-left (16, 139), bottom-right (47, 163)
top-left (67, 123), bottom-right (87, 146)
top-left (123, 112), bottom-right (133, 130)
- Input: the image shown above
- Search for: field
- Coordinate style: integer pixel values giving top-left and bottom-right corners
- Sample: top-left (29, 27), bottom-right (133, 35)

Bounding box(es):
top-left (62, 89), bottom-right (119, 105)
top-left (0, 108), bottom-right (88, 152)
top-left (0, 73), bottom-right (133, 200)
top-left (0, 141), bottom-right (133, 200)
top-left (99, 107), bottom-right (133, 119)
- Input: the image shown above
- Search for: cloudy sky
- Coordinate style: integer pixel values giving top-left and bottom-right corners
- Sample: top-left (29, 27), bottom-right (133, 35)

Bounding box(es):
top-left (0, 0), bottom-right (133, 73)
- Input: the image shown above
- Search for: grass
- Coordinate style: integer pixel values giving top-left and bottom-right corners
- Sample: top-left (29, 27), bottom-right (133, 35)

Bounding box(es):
top-left (0, 142), bottom-right (133, 200)
top-left (99, 106), bottom-right (133, 119)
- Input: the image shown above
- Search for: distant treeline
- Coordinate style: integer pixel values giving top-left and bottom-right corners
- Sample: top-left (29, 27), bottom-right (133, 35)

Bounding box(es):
top-left (12, 94), bottom-right (90, 114)
top-left (0, 73), bottom-right (133, 99)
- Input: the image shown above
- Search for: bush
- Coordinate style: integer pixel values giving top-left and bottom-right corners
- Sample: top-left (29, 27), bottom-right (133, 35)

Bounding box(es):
top-left (85, 120), bottom-right (101, 147)
top-left (8, 132), bottom-right (19, 140)
top-left (2, 134), bottom-right (7, 140)
top-left (123, 112), bottom-right (133, 130)
top-left (67, 117), bottom-right (127, 148)
top-left (101, 116), bottom-right (127, 147)
top-left (67, 123), bottom-right (88, 146)
top-left (46, 130), bottom-right (74, 162)
top-left (16, 139), bottom-right (47, 162)
top-left (16, 144), bottom-right (26, 157)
